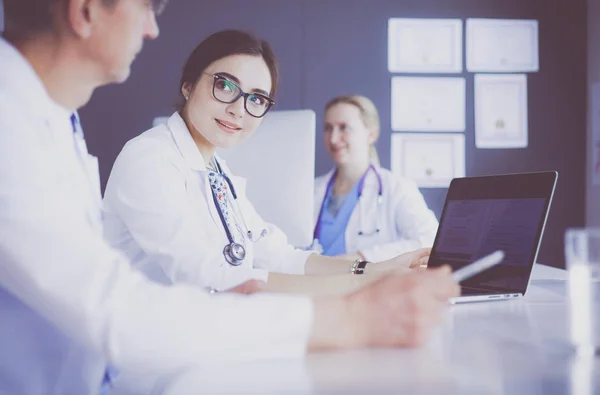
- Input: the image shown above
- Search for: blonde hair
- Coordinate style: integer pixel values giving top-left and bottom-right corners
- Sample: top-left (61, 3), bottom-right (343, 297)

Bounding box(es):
top-left (325, 95), bottom-right (380, 166)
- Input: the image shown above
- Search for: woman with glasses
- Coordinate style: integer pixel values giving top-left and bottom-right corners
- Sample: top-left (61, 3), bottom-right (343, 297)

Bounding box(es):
top-left (102, 30), bottom-right (430, 296)
top-left (313, 95), bottom-right (439, 261)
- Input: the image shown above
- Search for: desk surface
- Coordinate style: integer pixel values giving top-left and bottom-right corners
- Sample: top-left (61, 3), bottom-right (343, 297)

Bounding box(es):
top-left (160, 264), bottom-right (600, 395)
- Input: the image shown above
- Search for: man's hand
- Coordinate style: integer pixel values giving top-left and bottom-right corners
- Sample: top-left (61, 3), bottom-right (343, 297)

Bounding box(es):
top-left (345, 265), bottom-right (458, 347)
top-left (309, 265), bottom-right (459, 350)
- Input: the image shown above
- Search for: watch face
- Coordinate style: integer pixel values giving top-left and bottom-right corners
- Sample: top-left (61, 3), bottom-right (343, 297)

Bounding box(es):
top-left (223, 244), bottom-right (245, 266)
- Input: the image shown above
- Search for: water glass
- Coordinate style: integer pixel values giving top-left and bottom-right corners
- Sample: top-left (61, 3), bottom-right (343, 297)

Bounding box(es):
top-left (565, 228), bottom-right (600, 356)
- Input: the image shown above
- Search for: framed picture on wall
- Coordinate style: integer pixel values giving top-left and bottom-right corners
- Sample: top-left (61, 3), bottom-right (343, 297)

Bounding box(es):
top-left (388, 18), bottom-right (463, 73)
top-left (391, 133), bottom-right (465, 188)
top-left (475, 74), bottom-right (528, 149)
top-left (391, 76), bottom-right (466, 132)
top-left (466, 18), bottom-right (539, 73)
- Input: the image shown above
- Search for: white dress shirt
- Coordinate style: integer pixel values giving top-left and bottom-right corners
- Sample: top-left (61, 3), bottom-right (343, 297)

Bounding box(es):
top-left (102, 112), bottom-right (312, 291)
top-left (314, 167), bottom-right (439, 261)
top-left (0, 37), bottom-right (313, 395)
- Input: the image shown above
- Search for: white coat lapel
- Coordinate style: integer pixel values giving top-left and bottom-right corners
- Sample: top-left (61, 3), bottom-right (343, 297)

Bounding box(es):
top-left (167, 112), bottom-right (223, 231)
top-left (52, 114), bottom-right (103, 231)
top-left (75, 145), bottom-right (103, 229)
top-left (361, 169), bottom-right (383, 235)
top-left (347, 168), bottom-right (381, 250)
top-left (85, 155), bottom-right (102, 207)
top-left (72, 131), bottom-right (102, 208)
top-left (228, 174), bottom-right (247, 199)
top-left (314, 169), bottom-right (335, 226)
top-left (357, 182), bottom-right (380, 236)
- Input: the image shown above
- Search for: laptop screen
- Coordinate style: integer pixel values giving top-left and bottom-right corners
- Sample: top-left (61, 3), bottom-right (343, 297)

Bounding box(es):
top-left (428, 172), bottom-right (557, 294)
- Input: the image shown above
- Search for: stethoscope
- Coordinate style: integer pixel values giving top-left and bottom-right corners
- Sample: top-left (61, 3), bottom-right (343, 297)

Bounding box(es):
top-left (313, 164), bottom-right (383, 242)
top-left (208, 158), bottom-right (267, 266)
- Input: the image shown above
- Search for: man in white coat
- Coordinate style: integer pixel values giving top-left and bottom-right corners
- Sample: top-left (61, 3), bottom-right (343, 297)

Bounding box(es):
top-left (0, 1), bottom-right (459, 394)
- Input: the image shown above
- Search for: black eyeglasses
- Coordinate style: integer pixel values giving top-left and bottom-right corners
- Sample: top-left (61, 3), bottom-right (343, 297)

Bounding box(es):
top-left (205, 73), bottom-right (275, 118)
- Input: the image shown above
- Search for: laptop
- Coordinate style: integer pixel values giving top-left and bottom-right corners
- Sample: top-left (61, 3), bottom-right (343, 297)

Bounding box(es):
top-left (427, 171), bottom-right (558, 303)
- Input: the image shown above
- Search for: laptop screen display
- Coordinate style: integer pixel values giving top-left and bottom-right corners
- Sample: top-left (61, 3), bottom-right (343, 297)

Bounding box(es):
top-left (428, 172), bottom-right (557, 294)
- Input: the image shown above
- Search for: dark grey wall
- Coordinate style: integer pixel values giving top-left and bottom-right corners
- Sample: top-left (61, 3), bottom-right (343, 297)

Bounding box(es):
top-left (2, 0), bottom-right (584, 267)
top-left (80, 0), bottom-right (308, 197)
top-left (299, 0), bottom-right (587, 269)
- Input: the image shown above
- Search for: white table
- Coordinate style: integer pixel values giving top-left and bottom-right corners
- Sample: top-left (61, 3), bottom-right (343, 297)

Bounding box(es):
top-left (159, 265), bottom-right (600, 395)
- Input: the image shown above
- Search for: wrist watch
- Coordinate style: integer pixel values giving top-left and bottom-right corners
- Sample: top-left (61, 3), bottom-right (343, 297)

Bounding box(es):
top-left (350, 259), bottom-right (369, 275)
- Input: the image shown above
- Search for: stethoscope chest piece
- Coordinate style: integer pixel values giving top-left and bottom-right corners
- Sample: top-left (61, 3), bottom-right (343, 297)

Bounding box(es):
top-left (209, 157), bottom-right (267, 267)
top-left (223, 242), bottom-right (246, 266)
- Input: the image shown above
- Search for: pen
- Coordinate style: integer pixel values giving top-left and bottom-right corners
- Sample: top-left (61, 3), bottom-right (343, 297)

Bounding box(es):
top-left (452, 250), bottom-right (505, 282)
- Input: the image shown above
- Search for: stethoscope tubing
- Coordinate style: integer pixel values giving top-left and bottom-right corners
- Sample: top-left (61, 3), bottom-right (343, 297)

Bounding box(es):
top-left (209, 159), bottom-right (247, 266)
top-left (313, 164), bottom-right (383, 241)
top-left (209, 158), bottom-right (268, 266)
top-left (209, 180), bottom-right (237, 248)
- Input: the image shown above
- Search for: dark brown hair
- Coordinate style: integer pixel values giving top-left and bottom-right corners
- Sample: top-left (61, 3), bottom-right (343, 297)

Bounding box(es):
top-left (177, 30), bottom-right (279, 110)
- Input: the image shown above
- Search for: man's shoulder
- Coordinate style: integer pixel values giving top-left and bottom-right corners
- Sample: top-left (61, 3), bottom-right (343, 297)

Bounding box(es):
top-left (0, 87), bottom-right (25, 119)
top-left (0, 91), bottom-right (39, 142)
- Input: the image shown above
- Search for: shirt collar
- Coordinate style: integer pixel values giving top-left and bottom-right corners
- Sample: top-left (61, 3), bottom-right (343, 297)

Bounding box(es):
top-left (167, 111), bottom-right (214, 171)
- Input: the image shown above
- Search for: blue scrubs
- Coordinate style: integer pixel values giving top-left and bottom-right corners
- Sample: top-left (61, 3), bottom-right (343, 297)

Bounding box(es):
top-left (318, 181), bottom-right (361, 256)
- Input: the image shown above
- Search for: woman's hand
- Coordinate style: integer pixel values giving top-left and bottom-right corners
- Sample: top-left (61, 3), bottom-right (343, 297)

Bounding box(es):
top-left (371, 248), bottom-right (431, 273)
top-left (309, 265), bottom-right (459, 350)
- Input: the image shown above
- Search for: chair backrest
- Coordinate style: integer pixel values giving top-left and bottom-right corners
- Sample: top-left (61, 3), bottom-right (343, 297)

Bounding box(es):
top-left (217, 110), bottom-right (316, 248)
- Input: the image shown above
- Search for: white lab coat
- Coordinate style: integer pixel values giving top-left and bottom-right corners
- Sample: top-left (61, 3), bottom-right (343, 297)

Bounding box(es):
top-left (102, 111), bottom-right (312, 291)
top-left (0, 38), bottom-right (312, 395)
top-left (314, 167), bottom-right (439, 261)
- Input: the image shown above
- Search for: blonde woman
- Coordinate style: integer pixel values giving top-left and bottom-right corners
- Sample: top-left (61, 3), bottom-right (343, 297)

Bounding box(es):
top-left (313, 95), bottom-right (439, 261)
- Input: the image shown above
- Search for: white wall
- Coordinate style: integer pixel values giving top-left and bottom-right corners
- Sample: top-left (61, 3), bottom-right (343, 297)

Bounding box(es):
top-left (588, 0), bottom-right (600, 226)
